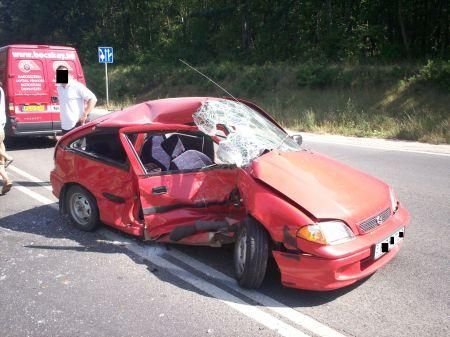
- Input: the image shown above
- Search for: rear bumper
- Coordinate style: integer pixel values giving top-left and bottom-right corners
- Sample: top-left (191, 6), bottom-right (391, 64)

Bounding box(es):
top-left (50, 170), bottom-right (63, 199)
top-left (6, 121), bottom-right (61, 137)
top-left (273, 206), bottom-right (410, 291)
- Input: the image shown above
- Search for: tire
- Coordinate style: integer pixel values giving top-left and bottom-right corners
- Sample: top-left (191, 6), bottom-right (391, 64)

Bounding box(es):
top-left (234, 217), bottom-right (269, 288)
top-left (65, 185), bottom-right (100, 231)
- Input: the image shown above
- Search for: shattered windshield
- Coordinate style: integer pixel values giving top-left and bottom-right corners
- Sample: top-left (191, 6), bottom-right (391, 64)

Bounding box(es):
top-left (193, 99), bottom-right (301, 166)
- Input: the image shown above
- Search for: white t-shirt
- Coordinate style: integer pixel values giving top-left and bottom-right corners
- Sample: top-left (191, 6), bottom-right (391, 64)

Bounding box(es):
top-left (57, 79), bottom-right (96, 130)
top-left (0, 87), bottom-right (6, 129)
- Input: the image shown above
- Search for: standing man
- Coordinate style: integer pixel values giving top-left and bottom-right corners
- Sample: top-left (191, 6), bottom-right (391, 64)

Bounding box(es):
top-left (0, 81), bottom-right (13, 195)
top-left (56, 65), bottom-right (97, 134)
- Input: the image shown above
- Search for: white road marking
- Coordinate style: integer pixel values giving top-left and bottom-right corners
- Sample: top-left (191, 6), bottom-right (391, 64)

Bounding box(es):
top-left (101, 230), bottom-right (311, 337)
top-left (13, 184), bottom-right (57, 206)
top-left (8, 165), bottom-right (53, 191)
top-left (299, 135), bottom-right (450, 157)
top-left (9, 167), bottom-right (349, 337)
top-left (168, 249), bottom-right (346, 337)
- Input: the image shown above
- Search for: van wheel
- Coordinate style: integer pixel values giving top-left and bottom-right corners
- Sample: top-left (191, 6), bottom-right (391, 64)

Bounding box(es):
top-left (65, 185), bottom-right (100, 231)
top-left (234, 217), bottom-right (269, 288)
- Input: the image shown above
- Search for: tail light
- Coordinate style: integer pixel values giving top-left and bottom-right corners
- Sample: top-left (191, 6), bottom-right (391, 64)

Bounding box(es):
top-left (8, 103), bottom-right (14, 112)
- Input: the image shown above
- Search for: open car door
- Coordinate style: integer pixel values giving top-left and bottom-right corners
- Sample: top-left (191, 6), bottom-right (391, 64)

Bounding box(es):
top-left (119, 124), bottom-right (244, 245)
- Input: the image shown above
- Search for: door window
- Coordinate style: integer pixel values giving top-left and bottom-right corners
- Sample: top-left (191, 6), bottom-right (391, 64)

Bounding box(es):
top-left (136, 131), bottom-right (218, 174)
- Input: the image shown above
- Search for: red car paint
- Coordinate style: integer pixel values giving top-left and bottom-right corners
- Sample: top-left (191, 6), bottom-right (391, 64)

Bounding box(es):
top-left (50, 97), bottom-right (410, 291)
top-left (251, 150), bottom-right (390, 232)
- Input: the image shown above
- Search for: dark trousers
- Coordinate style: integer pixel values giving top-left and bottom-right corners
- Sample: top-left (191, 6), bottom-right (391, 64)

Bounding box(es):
top-left (61, 122), bottom-right (81, 135)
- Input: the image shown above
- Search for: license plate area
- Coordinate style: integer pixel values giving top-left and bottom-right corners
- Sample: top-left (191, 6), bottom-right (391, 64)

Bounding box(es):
top-left (22, 105), bottom-right (45, 112)
top-left (373, 227), bottom-right (405, 260)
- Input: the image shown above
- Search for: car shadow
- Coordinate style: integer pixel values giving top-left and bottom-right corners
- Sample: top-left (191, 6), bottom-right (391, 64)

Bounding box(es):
top-left (0, 204), bottom-right (371, 309)
top-left (5, 136), bottom-right (57, 150)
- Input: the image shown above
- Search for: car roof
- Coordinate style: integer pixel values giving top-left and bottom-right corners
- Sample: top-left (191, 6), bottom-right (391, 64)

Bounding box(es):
top-left (95, 96), bottom-right (285, 132)
top-left (97, 97), bottom-right (218, 128)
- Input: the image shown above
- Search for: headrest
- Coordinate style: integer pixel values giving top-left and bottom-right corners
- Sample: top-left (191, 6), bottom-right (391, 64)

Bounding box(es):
top-left (161, 135), bottom-right (185, 158)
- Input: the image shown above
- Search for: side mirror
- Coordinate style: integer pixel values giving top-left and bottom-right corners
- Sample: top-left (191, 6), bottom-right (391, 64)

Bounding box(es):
top-left (291, 134), bottom-right (302, 146)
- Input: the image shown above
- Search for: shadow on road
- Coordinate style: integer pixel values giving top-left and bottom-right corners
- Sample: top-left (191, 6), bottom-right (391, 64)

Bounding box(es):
top-left (5, 136), bottom-right (57, 150)
top-left (0, 204), bottom-right (371, 309)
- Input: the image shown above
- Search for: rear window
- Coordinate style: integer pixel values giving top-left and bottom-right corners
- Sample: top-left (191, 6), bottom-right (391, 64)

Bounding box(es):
top-left (47, 59), bottom-right (78, 95)
top-left (69, 132), bottom-right (128, 166)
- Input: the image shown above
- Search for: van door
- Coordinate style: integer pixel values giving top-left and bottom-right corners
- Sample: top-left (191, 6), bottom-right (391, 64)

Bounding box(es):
top-left (8, 54), bottom-right (51, 133)
top-left (46, 59), bottom-right (79, 131)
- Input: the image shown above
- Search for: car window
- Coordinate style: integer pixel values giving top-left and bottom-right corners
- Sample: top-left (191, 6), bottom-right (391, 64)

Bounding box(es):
top-left (131, 131), bottom-right (222, 174)
top-left (69, 132), bottom-right (128, 165)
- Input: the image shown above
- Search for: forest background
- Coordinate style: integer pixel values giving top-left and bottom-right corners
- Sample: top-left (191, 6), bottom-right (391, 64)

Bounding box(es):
top-left (0, 0), bottom-right (448, 143)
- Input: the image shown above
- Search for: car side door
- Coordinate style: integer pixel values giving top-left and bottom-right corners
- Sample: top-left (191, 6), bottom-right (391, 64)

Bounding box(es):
top-left (119, 125), bottom-right (242, 241)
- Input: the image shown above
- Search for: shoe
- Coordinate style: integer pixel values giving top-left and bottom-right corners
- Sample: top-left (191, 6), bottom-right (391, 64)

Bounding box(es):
top-left (5, 158), bottom-right (14, 168)
top-left (2, 181), bottom-right (12, 195)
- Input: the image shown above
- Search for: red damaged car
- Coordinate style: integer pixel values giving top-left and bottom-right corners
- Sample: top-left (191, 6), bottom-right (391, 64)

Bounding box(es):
top-left (50, 97), bottom-right (410, 291)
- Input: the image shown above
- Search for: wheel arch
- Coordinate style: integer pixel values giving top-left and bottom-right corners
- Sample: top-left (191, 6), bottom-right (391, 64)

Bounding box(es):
top-left (59, 182), bottom-right (96, 215)
top-left (245, 213), bottom-right (274, 242)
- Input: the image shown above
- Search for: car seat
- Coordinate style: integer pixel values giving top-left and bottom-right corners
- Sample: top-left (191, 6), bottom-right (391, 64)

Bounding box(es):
top-left (161, 134), bottom-right (185, 159)
top-left (141, 134), bottom-right (186, 171)
top-left (177, 134), bottom-right (214, 161)
top-left (170, 150), bottom-right (213, 170)
top-left (141, 135), bottom-right (171, 170)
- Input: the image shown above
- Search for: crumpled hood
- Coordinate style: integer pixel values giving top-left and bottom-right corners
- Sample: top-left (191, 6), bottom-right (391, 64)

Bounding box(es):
top-left (251, 150), bottom-right (390, 228)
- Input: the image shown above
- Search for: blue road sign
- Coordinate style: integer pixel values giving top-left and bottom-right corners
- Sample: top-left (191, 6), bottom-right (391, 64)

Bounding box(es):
top-left (98, 47), bottom-right (113, 63)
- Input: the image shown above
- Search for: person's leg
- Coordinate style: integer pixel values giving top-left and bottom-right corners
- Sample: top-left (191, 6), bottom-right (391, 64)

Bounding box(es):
top-left (0, 163), bottom-right (7, 180)
top-left (0, 128), bottom-right (13, 163)
top-left (0, 162), bottom-right (12, 194)
top-left (0, 129), bottom-right (13, 194)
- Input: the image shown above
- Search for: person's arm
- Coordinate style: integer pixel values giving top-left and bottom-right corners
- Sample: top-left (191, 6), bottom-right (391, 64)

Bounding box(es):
top-left (78, 85), bottom-right (97, 125)
top-left (80, 97), bottom-right (97, 125)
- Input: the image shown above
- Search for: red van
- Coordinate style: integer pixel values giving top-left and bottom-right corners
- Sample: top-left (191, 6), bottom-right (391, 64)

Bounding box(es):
top-left (0, 44), bottom-right (86, 137)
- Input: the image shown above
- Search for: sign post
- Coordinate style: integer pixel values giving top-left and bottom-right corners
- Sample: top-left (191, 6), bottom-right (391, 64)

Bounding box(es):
top-left (98, 47), bottom-right (114, 108)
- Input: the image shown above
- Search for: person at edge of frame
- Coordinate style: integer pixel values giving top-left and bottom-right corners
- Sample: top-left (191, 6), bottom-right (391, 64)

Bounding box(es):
top-left (56, 65), bottom-right (97, 135)
top-left (0, 80), bottom-right (13, 195)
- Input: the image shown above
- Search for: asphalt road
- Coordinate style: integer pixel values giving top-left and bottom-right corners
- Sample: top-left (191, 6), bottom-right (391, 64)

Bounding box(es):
top-left (0, 136), bottom-right (449, 337)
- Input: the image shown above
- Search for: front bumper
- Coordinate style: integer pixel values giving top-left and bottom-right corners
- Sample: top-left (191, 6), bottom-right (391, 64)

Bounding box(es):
top-left (273, 205), bottom-right (410, 291)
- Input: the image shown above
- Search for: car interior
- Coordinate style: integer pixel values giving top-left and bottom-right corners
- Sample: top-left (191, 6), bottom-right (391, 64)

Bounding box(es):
top-left (69, 130), bottom-right (231, 174)
top-left (140, 132), bottom-right (216, 173)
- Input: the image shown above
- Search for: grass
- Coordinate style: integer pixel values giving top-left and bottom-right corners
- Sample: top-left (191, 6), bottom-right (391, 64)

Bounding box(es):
top-left (85, 61), bottom-right (450, 144)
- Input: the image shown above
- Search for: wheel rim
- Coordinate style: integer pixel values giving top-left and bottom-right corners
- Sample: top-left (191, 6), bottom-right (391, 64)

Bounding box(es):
top-left (236, 230), bottom-right (247, 276)
top-left (69, 192), bottom-right (92, 226)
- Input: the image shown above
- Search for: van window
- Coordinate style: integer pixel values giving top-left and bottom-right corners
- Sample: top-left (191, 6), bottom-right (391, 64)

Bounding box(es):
top-left (12, 59), bottom-right (46, 95)
top-left (49, 60), bottom-right (77, 84)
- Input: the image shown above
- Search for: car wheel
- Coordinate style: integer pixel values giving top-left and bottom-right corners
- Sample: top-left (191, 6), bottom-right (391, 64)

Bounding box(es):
top-left (234, 217), bottom-right (269, 288)
top-left (65, 185), bottom-right (100, 231)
